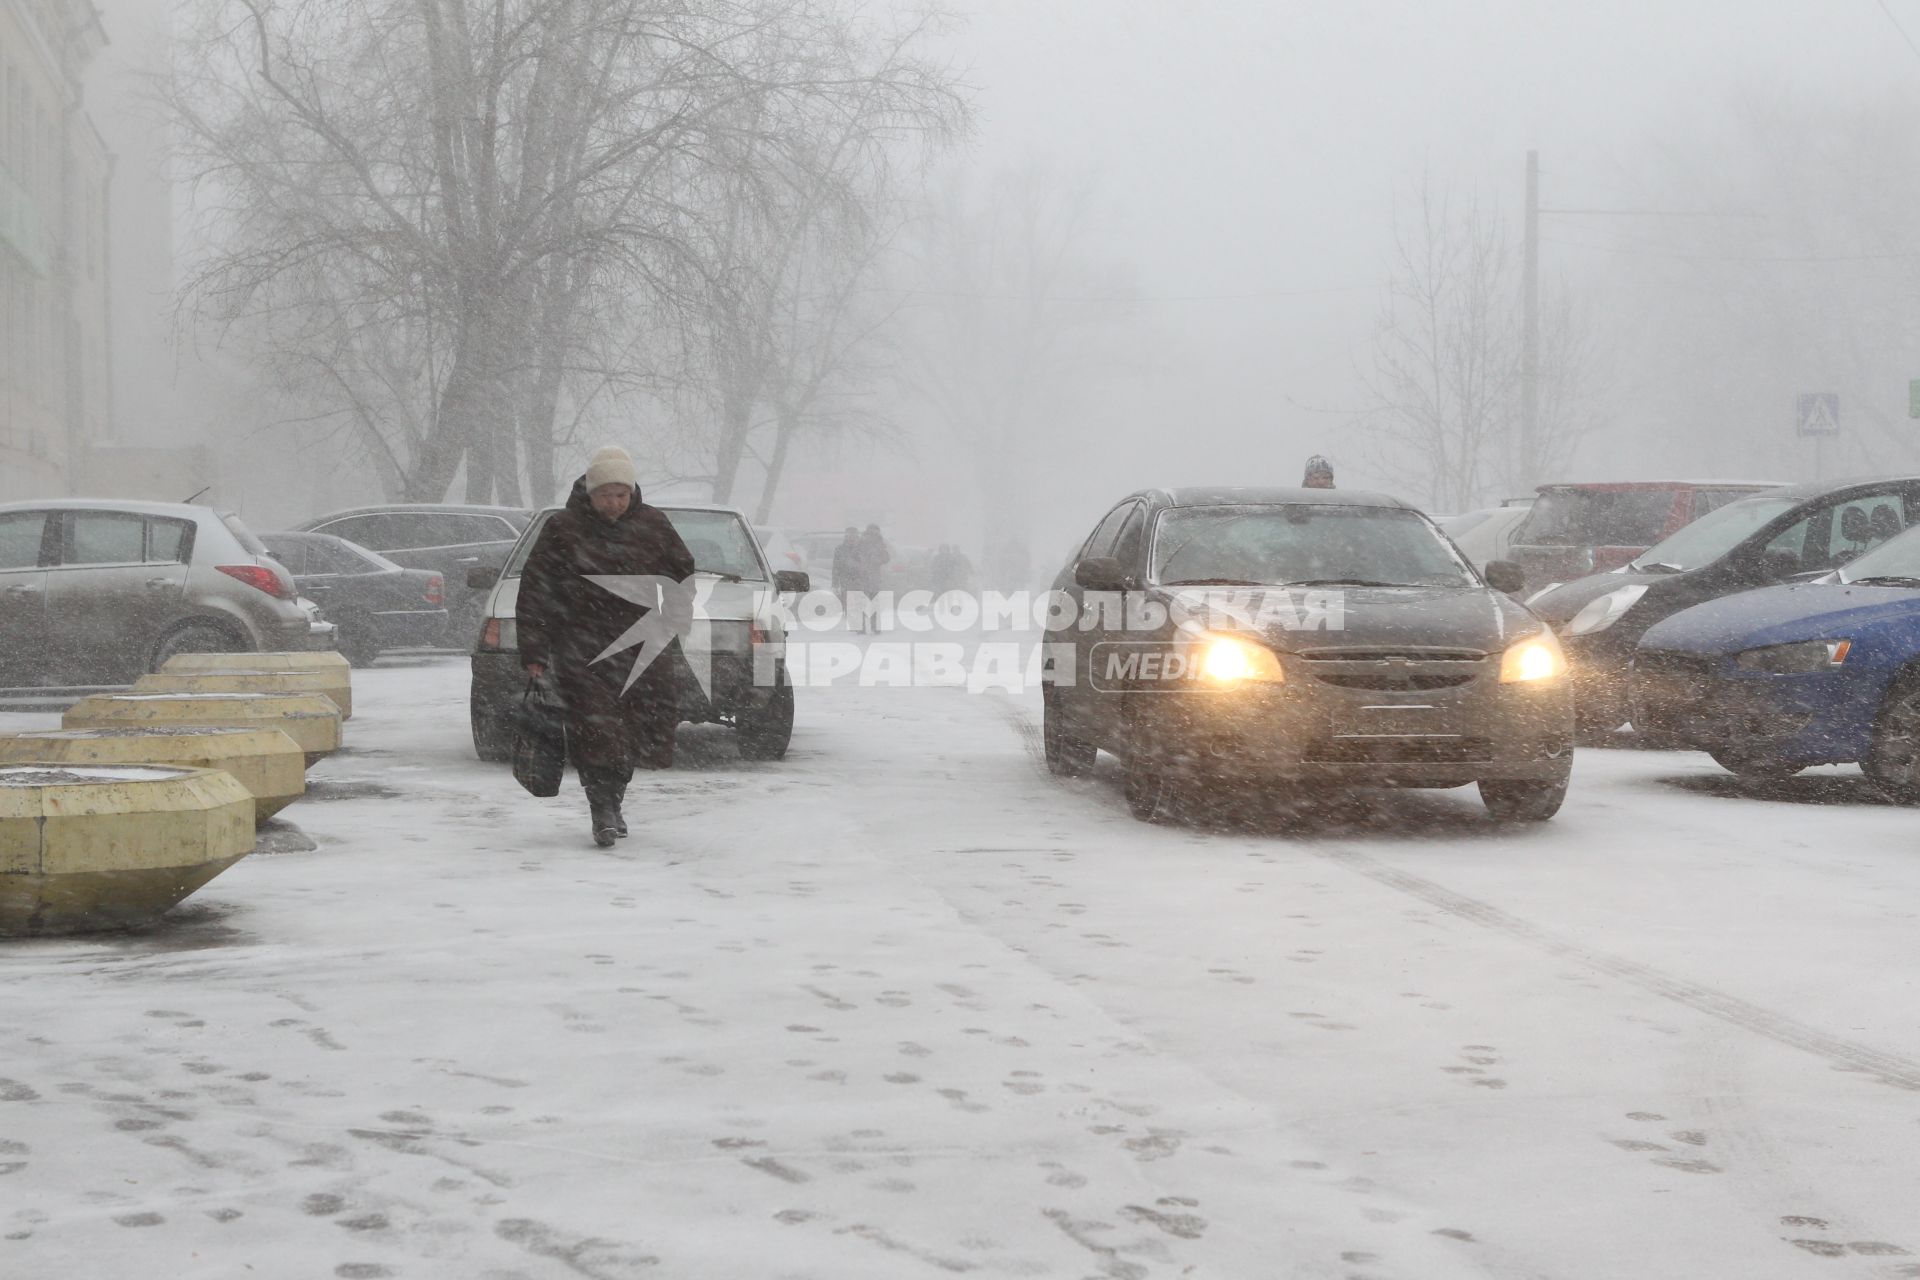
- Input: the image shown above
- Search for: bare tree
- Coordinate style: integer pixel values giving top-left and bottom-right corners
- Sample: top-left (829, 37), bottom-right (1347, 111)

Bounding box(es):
top-left (1361, 175), bottom-right (1601, 510)
top-left (902, 161), bottom-right (1134, 585)
top-left (677, 12), bottom-right (963, 512)
top-left (165, 0), bottom-right (967, 504)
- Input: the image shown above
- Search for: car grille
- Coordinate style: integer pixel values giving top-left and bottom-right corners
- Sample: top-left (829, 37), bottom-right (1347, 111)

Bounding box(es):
top-left (1315, 671), bottom-right (1477, 691)
top-left (1295, 647), bottom-right (1487, 692)
top-left (1303, 736), bottom-right (1494, 764)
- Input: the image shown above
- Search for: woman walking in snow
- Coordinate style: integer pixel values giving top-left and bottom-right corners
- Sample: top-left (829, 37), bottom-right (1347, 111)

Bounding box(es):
top-left (517, 446), bottom-right (696, 846)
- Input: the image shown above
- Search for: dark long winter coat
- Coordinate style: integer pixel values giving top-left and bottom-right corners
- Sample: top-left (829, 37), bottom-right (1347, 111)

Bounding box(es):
top-left (517, 480), bottom-right (696, 769)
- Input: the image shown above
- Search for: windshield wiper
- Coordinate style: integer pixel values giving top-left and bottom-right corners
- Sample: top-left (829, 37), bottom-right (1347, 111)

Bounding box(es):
top-left (1284, 578), bottom-right (1423, 588)
top-left (695, 570), bottom-right (744, 583)
top-left (1630, 561), bottom-right (1683, 574)
top-left (1849, 574), bottom-right (1920, 588)
top-left (1162, 577), bottom-right (1268, 586)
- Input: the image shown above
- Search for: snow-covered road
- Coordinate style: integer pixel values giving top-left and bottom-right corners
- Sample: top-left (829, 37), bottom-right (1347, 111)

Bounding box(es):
top-left (5, 654), bottom-right (1920, 1279)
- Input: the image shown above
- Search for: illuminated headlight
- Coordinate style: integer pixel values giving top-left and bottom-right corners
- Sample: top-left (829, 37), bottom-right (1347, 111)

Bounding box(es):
top-left (1734, 639), bottom-right (1851, 674)
top-left (1188, 632), bottom-right (1285, 685)
top-left (1500, 632), bottom-right (1568, 683)
top-left (1564, 584), bottom-right (1648, 636)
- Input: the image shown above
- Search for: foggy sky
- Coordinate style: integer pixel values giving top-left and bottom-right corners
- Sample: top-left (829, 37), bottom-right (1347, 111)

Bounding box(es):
top-left (82, 0), bottom-right (1920, 547)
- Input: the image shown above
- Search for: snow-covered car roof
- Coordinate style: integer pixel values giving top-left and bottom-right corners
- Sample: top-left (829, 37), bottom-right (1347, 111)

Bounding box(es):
top-left (0, 497), bottom-right (236, 521)
top-left (1158, 486), bottom-right (1415, 510)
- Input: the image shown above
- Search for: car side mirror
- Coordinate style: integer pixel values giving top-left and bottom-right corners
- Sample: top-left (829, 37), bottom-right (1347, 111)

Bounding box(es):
top-left (466, 566), bottom-right (500, 591)
top-left (1484, 559), bottom-right (1526, 595)
top-left (774, 569), bottom-right (809, 594)
top-left (1074, 556), bottom-right (1128, 592)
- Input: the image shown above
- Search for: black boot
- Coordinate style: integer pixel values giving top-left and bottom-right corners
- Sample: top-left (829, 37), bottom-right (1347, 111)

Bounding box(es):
top-left (606, 762), bottom-right (633, 837)
top-left (589, 799), bottom-right (619, 848)
top-left (583, 767), bottom-right (622, 847)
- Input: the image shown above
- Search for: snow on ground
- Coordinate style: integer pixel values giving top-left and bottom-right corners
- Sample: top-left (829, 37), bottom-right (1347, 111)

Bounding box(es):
top-left (4, 652), bottom-right (1920, 1279)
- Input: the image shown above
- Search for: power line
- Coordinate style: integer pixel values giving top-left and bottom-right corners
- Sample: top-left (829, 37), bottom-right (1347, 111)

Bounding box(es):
top-left (1874, 0), bottom-right (1920, 63)
top-left (1539, 206), bottom-right (1760, 219)
top-left (891, 283), bottom-right (1377, 305)
top-left (1541, 236), bottom-right (1920, 264)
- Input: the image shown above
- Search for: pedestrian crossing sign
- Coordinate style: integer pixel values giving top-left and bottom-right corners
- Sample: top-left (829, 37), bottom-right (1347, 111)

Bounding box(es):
top-left (1797, 393), bottom-right (1839, 437)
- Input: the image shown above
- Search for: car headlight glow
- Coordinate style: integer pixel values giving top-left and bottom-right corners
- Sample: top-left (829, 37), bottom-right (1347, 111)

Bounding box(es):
top-left (1500, 632), bottom-right (1568, 683)
top-left (1733, 638), bottom-right (1851, 674)
top-left (1564, 584), bottom-right (1648, 637)
top-left (1193, 632), bottom-right (1285, 685)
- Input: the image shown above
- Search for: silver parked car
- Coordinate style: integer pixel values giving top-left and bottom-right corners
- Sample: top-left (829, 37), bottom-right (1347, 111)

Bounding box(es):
top-left (0, 499), bottom-right (330, 686)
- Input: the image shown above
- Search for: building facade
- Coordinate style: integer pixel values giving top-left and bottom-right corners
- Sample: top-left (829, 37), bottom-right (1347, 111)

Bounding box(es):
top-left (1, 0), bottom-right (111, 502)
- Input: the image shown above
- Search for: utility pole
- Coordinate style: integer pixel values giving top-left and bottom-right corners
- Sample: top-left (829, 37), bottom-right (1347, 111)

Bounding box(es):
top-left (1521, 149), bottom-right (1540, 494)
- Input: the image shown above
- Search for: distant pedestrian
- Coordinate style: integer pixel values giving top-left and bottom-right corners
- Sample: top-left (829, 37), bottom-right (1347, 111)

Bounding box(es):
top-left (1303, 455), bottom-right (1335, 489)
top-left (831, 527), bottom-right (867, 631)
top-left (852, 524), bottom-right (890, 632)
top-left (516, 445), bottom-right (696, 847)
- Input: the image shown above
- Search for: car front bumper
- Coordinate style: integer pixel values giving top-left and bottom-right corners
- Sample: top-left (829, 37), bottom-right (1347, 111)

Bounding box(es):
top-left (1128, 663), bottom-right (1572, 787)
top-left (472, 643), bottom-right (779, 725)
top-left (1631, 650), bottom-right (1884, 764)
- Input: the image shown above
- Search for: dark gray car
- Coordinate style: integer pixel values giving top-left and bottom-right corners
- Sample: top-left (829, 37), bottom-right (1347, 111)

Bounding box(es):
top-left (0, 499), bottom-right (328, 686)
top-left (297, 504), bottom-right (531, 642)
top-left (1042, 487), bottom-right (1572, 823)
top-left (262, 531), bottom-right (450, 667)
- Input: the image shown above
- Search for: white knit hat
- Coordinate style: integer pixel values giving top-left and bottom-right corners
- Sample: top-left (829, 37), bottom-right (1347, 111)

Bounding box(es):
top-left (584, 445), bottom-right (637, 492)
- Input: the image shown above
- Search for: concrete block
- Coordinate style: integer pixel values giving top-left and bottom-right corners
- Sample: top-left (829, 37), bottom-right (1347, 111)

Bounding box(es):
top-left (163, 651), bottom-right (349, 676)
top-left (0, 727), bottom-right (307, 826)
top-left (134, 669), bottom-right (352, 720)
top-left (0, 764), bottom-right (255, 936)
top-left (64, 693), bottom-right (343, 765)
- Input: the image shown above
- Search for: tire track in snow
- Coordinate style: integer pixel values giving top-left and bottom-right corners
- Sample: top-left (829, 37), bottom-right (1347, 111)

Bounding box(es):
top-left (993, 695), bottom-right (1920, 1094)
top-left (1310, 849), bottom-right (1920, 1093)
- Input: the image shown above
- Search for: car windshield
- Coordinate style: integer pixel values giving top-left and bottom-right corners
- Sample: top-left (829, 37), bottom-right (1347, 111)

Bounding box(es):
top-left (502, 508), bottom-right (764, 581)
top-left (1628, 495), bottom-right (1800, 572)
top-left (1150, 505), bottom-right (1475, 588)
top-left (1838, 524), bottom-right (1920, 585)
top-left (666, 510), bottom-right (765, 581)
top-left (1518, 488), bottom-right (1681, 547)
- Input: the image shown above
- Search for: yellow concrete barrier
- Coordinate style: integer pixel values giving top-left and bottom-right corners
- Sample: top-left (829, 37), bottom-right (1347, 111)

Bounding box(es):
top-left (133, 669), bottom-right (352, 720)
top-left (64, 693), bottom-right (343, 766)
top-left (0, 763), bottom-right (255, 936)
top-left (164, 651), bottom-right (349, 676)
top-left (0, 727), bottom-right (306, 827)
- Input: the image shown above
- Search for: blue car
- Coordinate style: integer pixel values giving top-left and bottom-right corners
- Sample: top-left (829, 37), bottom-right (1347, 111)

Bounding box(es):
top-left (1630, 526), bottom-right (1920, 792)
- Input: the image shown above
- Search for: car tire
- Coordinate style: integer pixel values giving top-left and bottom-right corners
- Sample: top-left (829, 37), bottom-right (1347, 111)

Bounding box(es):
top-left (149, 620), bottom-right (246, 672)
top-left (1708, 749), bottom-right (1803, 784)
top-left (1122, 716), bottom-right (1186, 823)
top-left (471, 689), bottom-right (513, 764)
top-left (1479, 776), bottom-right (1568, 822)
top-left (1865, 675), bottom-right (1920, 801)
top-left (1042, 689), bottom-right (1097, 777)
top-left (737, 671), bottom-right (795, 762)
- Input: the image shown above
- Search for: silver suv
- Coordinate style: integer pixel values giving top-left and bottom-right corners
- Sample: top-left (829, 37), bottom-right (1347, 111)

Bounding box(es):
top-left (0, 499), bottom-right (329, 686)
